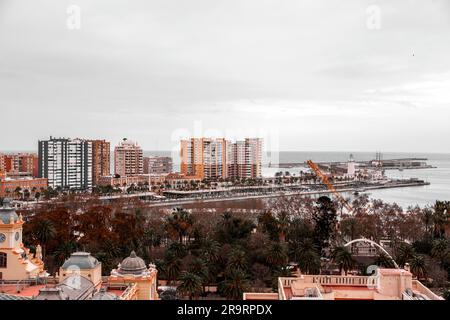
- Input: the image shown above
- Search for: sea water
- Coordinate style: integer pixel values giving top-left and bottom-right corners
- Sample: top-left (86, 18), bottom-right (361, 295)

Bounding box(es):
top-left (150, 151), bottom-right (450, 209)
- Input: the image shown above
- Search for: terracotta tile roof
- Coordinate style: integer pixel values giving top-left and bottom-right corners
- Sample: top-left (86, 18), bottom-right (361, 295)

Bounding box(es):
top-left (0, 284), bottom-right (45, 297)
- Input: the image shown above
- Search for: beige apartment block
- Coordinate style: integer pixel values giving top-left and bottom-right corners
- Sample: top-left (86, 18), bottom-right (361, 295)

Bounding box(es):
top-left (114, 138), bottom-right (143, 177)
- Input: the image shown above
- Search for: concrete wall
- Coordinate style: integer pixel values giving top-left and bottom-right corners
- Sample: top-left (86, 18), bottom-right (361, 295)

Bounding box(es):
top-left (0, 250), bottom-right (39, 280)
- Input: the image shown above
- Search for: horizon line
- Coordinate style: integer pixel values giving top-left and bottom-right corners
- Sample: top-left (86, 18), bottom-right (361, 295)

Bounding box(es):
top-left (1, 149), bottom-right (449, 155)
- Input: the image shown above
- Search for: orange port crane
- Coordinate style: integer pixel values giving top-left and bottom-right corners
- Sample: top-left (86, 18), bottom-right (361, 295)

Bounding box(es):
top-left (306, 160), bottom-right (353, 214)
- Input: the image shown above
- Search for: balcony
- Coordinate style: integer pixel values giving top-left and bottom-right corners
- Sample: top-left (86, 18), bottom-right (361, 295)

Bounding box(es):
top-left (280, 275), bottom-right (377, 288)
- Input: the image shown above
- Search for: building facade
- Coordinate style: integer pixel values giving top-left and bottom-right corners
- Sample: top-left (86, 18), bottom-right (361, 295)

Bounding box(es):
top-left (90, 140), bottom-right (111, 186)
top-left (97, 174), bottom-right (166, 189)
top-left (0, 153), bottom-right (39, 177)
top-left (59, 252), bottom-right (103, 289)
top-left (180, 138), bottom-right (227, 180)
top-left (143, 156), bottom-right (173, 174)
top-left (0, 154), bottom-right (16, 174)
top-left (227, 138), bottom-right (262, 179)
top-left (180, 138), bottom-right (262, 180)
top-left (0, 199), bottom-right (46, 281)
top-left (0, 156), bottom-right (4, 174)
top-left (109, 251), bottom-right (158, 300)
top-left (20, 154), bottom-right (39, 178)
top-left (243, 269), bottom-right (444, 301)
top-left (38, 137), bottom-right (93, 190)
top-left (0, 173), bottom-right (48, 198)
top-left (164, 173), bottom-right (201, 189)
top-left (0, 201), bottom-right (159, 301)
top-left (0, 247), bottom-right (158, 300)
top-left (114, 139), bottom-right (143, 177)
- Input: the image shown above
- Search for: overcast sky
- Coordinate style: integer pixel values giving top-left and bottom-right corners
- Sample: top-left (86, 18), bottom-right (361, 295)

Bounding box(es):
top-left (1, 0), bottom-right (449, 153)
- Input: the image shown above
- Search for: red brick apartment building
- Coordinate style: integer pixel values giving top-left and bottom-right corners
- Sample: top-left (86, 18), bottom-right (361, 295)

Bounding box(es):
top-left (0, 153), bottom-right (39, 177)
top-left (89, 140), bottom-right (111, 186)
top-left (0, 172), bottom-right (48, 198)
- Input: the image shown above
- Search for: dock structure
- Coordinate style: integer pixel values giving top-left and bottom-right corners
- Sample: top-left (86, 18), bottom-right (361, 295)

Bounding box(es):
top-left (145, 180), bottom-right (429, 208)
top-left (271, 157), bottom-right (434, 170)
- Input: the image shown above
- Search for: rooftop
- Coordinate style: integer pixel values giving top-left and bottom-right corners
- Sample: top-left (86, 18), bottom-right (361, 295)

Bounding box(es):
top-left (117, 251), bottom-right (147, 276)
top-left (1, 176), bottom-right (44, 182)
top-left (0, 199), bottom-right (19, 224)
top-left (0, 284), bottom-right (46, 298)
top-left (0, 282), bottom-right (127, 300)
top-left (0, 293), bottom-right (32, 300)
top-left (91, 288), bottom-right (120, 300)
top-left (273, 272), bottom-right (444, 301)
top-left (61, 252), bottom-right (100, 270)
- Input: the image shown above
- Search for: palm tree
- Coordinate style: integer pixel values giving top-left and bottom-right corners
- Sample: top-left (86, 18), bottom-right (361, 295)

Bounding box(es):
top-left (409, 254), bottom-right (427, 280)
top-left (219, 269), bottom-right (251, 300)
top-left (165, 255), bottom-right (182, 284)
top-left (266, 242), bottom-right (288, 267)
top-left (395, 243), bottom-right (415, 268)
top-left (34, 219), bottom-right (56, 260)
top-left (177, 272), bottom-right (203, 300)
top-left (227, 248), bottom-right (248, 272)
top-left (431, 239), bottom-right (449, 265)
top-left (290, 238), bottom-right (321, 275)
top-left (276, 211), bottom-right (290, 242)
top-left (23, 189), bottom-right (31, 201)
top-left (421, 208), bottom-right (434, 236)
top-left (54, 241), bottom-right (77, 266)
top-left (14, 186), bottom-right (22, 200)
top-left (166, 208), bottom-right (193, 243)
top-left (188, 258), bottom-right (210, 293)
top-left (433, 201), bottom-right (449, 238)
top-left (330, 246), bottom-right (356, 275)
top-left (339, 217), bottom-right (359, 241)
top-left (167, 242), bottom-right (187, 259)
top-left (200, 239), bottom-right (220, 263)
top-left (221, 211), bottom-right (232, 222)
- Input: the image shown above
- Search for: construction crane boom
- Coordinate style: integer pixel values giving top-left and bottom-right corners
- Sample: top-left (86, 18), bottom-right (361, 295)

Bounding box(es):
top-left (306, 160), bottom-right (353, 214)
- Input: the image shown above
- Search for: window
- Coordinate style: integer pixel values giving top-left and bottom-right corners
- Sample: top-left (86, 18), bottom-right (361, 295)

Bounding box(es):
top-left (0, 252), bottom-right (7, 268)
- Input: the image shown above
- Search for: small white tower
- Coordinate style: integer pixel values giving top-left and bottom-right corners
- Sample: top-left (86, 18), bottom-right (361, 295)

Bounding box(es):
top-left (347, 154), bottom-right (356, 178)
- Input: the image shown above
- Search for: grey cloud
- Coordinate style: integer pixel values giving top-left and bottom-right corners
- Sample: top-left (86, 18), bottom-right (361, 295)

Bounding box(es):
top-left (0, 0), bottom-right (449, 152)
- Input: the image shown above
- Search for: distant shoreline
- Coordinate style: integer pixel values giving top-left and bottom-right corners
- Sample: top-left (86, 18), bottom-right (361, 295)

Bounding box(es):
top-left (2, 150), bottom-right (450, 155)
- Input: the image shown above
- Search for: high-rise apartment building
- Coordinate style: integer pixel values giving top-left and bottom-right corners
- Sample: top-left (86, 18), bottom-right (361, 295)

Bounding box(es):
top-left (180, 138), bottom-right (227, 180)
top-left (114, 139), bottom-right (143, 177)
top-left (19, 153), bottom-right (39, 177)
top-left (38, 137), bottom-right (92, 189)
top-left (143, 156), bottom-right (173, 174)
top-left (227, 138), bottom-right (263, 179)
top-left (180, 138), bottom-right (262, 180)
top-left (89, 140), bottom-right (111, 185)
